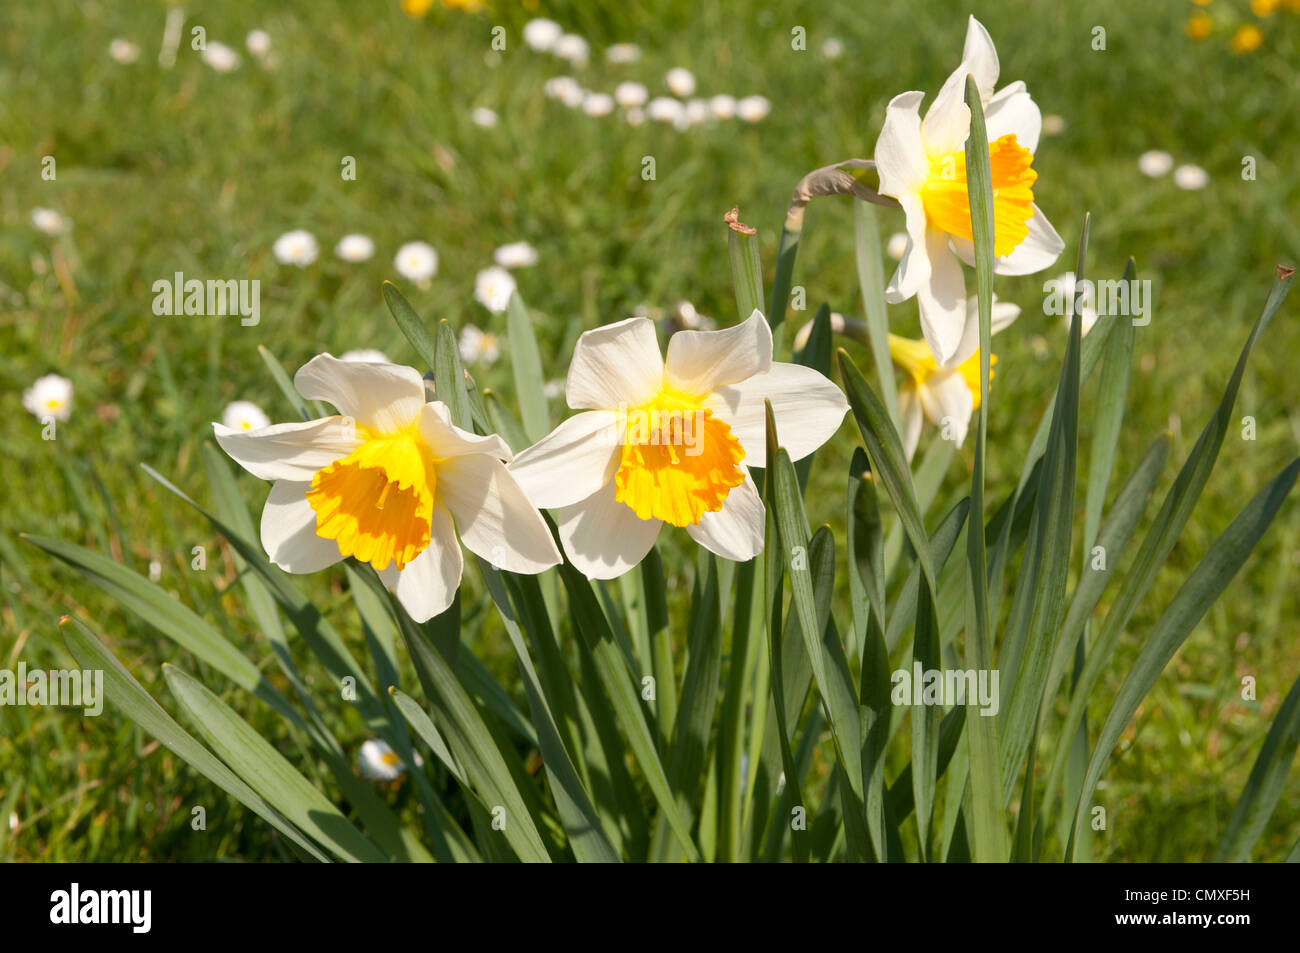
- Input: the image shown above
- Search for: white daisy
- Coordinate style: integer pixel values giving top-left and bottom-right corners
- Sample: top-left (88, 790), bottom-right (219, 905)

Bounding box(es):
top-left (684, 99), bottom-right (711, 126)
top-left (339, 349), bottom-right (390, 364)
top-left (395, 241), bottom-right (438, 284)
top-left (554, 34), bottom-right (589, 66)
top-left (647, 97), bottom-right (685, 124)
top-left (542, 379), bottom-right (565, 399)
top-left (474, 266), bottom-right (517, 314)
top-left (335, 234), bottom-right (375, 262)
top-left (665, 67), bottom-right (696, 97)
top-left (522, 18), bottom-right (563, 53)
top-left (472, 106), bottom-right (499, 128)
top-left (200, 41), bottom-right (240, 73)
top-left (625, 107), bottom-right (645, 127)
top-left (31, 208), bottom-right (66, 235)
top-left (886, 231), bottom-right (910, 261)
top-left (673, 300), bottom-right (714, 330)
top-left (1173, 164), bottom-right (1209, 190)
top-left (736, 95), bottom-right (771, 122)
top-left (544, 76), bottom-right (585, 107)
top-left (1138, 150), bottom-right (1174, 177)
top-left (605, 43), bottom-right (642, 64)
top-left (357, 739), bottom-right (406, 781)
top-left (614, 81), bottom-right (649, 109)
top-left (494, 241), bottom-right (539, 269)
top-left (583, 92), bottom-right (615, 117)
top-left (109, 38), bottom-right (139, 64)
top-left (221, 400), bottom-right (271, 432)
top-left (23, 374), bottom-right (73, 422)
top-left (459, 324), bottom-right (501, 366)
top-left (1041, 114), bottom-right (1066, 136)
top-left (273, 230), bottom-right (319, 267)
top-left (821, 37), bottom-right (844, 59)
top-left (709, 94), bottom-right (737, 120)
top-left (246, 30), bottom-right (271, 58)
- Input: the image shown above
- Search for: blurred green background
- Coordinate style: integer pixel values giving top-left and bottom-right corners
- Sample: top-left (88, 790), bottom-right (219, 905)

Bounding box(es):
top-left (2, 0), bottom-right (1298, 860)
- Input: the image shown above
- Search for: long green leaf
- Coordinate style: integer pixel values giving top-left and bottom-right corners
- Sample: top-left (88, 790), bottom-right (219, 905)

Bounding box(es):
top-left (838, 349), bottom-right (936, 591)
top-left (1215, 671), bottom-right (1300, 861)
top-left (163, 665), bottom-right (386, 862)
top-left (1068, 458), bottom-right (1300, 856)
top-left (505, 291), bottom-right (550, 443)
top-left (61, 618), bottom-right (329, 862)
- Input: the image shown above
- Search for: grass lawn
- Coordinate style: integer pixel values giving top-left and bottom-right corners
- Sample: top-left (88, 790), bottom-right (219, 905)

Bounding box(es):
top-left (2, 0), bottom-right (1298, 861)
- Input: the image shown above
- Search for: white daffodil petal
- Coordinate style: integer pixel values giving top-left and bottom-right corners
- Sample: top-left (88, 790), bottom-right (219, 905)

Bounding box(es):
top-left (508, 410), bottom-right (622, 509)
top-left (418, 402), bottom-right (513, 462)
top-left (917, 230), bottom-right (969, 368)
top-left (959, 15), bottom-right (1000, 101)
top-left (213, 416), bottom-right (359, 482)
top-left (392, 504), bottom-right (462, 623)
top-left (874, 91), bottom-right (929, 198)
top-left (885, 193), bottom-right (932, 303)
top-left (260, 480), bottom-right (344, 573)
top-left (436, 454), bottom-right (561, 573)
top-left (565, 317), bottom-right (664, 411)
top-left (918, 373), bottom-right (975, 449)
top-left (554, 480), bottom-right (661, 580)
top-left (984, 82), bottom-right (1041, 153)
top-left (686, 469), bottom-right (764, 562)
top-left (664, 309), bottom-right (772, 396)
top-left (948, 296), bottom-right (1022, 370)
top-left (949, 205), bottom-right (1063, 277)
top-left (994, 205), bottom-right (1066, 275)
top-left (705, 362), bottom-right (848, 468)
top-left (991, 299), bottom-right (1022, 334)
top-left (921, 16), bottom-right (998, 155)
top-left (921, 70), bottom-right (972, 157)
top-left (294, 354), bottom-right (426, 432)
top-left (898, 386), bottom-right (924, 462)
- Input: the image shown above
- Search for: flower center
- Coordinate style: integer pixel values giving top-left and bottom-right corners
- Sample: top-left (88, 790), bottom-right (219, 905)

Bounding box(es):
top-left (920, 133), bottom-right (1037, 258)
top-left (613, 387), bottom-right (746, 527)
top-left (888, 334), bottom-right (996, 410)
top-left (306, 425), bottom-right (438, 572)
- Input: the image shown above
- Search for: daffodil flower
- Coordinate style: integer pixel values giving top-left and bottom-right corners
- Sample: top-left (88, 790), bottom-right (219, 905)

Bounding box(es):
top-left (508, 311), bottom-right (848, 579)
top-left (214, 354), bottom-right (561, 622)
top-left (875, 15), bottom-right (1063, 369)
top-left (891, 296), bottom-right (1020, 460)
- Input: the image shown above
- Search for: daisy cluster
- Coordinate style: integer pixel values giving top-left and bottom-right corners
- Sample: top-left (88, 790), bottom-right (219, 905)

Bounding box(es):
top-left (108, 29), bottom-right (275, 71)
top-left (1137, 150), bottom-right (1210, 190)
top-left (523, 18), bottom-right (770, 130)
top-left (269, 232), bottom-right (535, 329)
